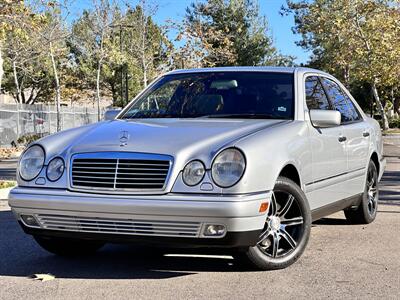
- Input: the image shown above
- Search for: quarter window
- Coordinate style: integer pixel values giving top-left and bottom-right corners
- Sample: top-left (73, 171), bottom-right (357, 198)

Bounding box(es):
top-left (320, 78), bottom-right (353, 123)
top-left (305, 76), bottom-right (330, 110)
top-left (341, 91), bottom-right (361, 121)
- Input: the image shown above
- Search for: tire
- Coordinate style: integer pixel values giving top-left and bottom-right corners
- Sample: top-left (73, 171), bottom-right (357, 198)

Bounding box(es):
top-left (235, 176), bottom-right (311, 270)
top-left (344, 160), bottom-right (378, 224)
top-left (34, 236), bottom-right (104, 256)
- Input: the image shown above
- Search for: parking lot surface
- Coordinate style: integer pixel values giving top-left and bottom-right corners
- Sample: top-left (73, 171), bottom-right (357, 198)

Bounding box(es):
top-left (0, 143), bottom-right (399, 299)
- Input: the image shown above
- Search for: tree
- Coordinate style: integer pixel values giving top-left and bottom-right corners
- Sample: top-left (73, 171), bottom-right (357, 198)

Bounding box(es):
top-left (0, 0), bottom-right (24, 92)
top-left (123, 1), bottom-right (172, 89)
top-left (38, 0), bottom-right (69, 131)
top-left (176, 0), bottom-right (293, 68)
top-left (0, 1), bottom-right (44, 98)
top-left (70, 0), bottom-right (120, 115)
top-left (71, 0), bottom-right (171, 107)
top-left (284, 0), bottom-right (400, 129)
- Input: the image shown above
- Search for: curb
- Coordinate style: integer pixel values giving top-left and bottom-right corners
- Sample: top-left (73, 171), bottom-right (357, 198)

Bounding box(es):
top-left (0, 187), bottom-right (13, 200)
top-left (0, 158), bottom-right (19, 162)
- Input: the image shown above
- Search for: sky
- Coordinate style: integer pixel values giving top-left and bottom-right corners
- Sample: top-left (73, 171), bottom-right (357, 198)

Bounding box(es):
top-left (69, 0), bottom-right (311, 64)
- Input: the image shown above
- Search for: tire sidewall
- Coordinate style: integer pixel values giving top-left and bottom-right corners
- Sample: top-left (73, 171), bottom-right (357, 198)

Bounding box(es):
top-left (361, 160), bottom-right (378, 222)
top-left (246, 177), bottom-right (311, 269)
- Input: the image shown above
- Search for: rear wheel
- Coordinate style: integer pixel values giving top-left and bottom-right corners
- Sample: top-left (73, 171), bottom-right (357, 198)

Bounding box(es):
top-left (34, 236), bottom-right (104, 256)
top-left (235, 177), bottom-right (311, 270)
top-left (344, 160), bottom-right (378, 224)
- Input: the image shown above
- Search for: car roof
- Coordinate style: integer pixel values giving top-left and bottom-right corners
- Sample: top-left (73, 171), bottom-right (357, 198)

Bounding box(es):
top-left (165, 66), bottom-right (326, 76)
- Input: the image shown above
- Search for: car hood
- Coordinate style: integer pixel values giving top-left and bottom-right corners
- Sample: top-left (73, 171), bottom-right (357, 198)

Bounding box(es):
top-left (38, 118), bottom-right (288, 167)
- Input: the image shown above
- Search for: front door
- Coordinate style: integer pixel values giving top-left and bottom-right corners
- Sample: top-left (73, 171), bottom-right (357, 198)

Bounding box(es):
top-left (303, 76), bottom-right (349, 210)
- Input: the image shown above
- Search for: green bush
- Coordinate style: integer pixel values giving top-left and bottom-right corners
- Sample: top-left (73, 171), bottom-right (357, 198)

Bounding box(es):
top-left (17, 134), bottom-right (42, 146)
top-left (389, 118), bottom-right (400, 129)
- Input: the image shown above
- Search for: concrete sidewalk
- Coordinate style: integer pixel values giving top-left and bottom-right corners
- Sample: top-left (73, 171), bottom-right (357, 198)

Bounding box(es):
top-left (383, 134), bottom-right (400, 157)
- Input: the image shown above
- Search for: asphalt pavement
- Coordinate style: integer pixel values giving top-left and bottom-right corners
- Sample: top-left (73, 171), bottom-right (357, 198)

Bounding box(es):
top-left (0, 138), bottom-right (399, 299)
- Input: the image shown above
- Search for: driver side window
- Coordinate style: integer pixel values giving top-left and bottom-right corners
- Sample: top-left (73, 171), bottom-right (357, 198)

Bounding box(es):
top-left (305, 76), bottom-right (330, 110)
top-left (320, 78), bottom-right (354, 123)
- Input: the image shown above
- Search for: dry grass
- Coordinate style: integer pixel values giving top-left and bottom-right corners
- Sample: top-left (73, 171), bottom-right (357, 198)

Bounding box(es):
top-left (0, 147), bottom-right (24, 159)
top-left (0, 181), bottom-right (16, 189)
top-left (383, 128), bottom-right (400, 135)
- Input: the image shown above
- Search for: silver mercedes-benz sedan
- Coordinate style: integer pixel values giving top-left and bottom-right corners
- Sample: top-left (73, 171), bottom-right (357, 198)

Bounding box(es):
top-left (8, 67), bottom-right (385, 270)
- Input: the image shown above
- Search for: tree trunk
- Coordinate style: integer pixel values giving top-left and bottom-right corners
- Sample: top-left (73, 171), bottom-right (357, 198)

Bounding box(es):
top-left (371, 82), bottom-right (389, 130)
top-left (12, 60), bottom-right (22, 103)
top-left (0, 43), bottom-right (3, 92)
top-left (392, 87), bottom-right (399, 116)
top-left (141, 10), bottom-right (148, 89)
top-left (49, 43), bottom-right (61, 132)
top-left (110, 81), bottom-right (117, 106)
top-left (142, 57), bottom-right (147, 88)
top-left (96, 60), bottom-right (102, 121)
top-left (343, 65), bottom-right (350, 89)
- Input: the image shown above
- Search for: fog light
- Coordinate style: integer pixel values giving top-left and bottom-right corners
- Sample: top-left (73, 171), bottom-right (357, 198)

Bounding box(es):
top-left (203, 224), bottom-right (226, 236)
top-left (21, 214), bottom-right (39, 227)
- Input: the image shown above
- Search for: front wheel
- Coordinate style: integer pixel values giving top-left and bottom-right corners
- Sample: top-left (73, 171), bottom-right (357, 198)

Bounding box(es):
top-left (235, 177), bottom-right (311, 270)
top-left (344, 160), bottom-right (378, 224)
top-left (34, 236), bottom-right (104, 256)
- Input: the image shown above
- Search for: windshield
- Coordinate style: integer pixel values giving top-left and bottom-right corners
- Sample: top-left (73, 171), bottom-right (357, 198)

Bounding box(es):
top-left (120, 72), bottom-right (294, 120)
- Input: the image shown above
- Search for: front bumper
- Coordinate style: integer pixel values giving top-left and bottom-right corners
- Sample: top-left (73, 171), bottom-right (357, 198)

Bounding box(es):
top-left (9, 187), bottom-right (271, 247)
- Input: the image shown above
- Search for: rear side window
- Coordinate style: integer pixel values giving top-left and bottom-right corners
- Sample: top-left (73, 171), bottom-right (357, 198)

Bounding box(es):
top-left (341, 92), bottom-right (362, 121)
top-left (305, 76), bottom-right (330, 110)
top-left (320, 78), bottom-right (353, 123)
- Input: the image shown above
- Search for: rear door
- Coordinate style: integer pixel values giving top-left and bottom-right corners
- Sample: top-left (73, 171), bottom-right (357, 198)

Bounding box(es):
top-left (320, 77), bottom-right (369, 196)
top-left (304, 76), bottom-right (349, 210)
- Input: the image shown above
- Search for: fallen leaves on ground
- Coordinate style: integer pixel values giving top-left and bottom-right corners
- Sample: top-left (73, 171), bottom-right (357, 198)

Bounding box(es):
top-left (30, 274), bottom-right (56, 282)
top-left (0, 147), bottom-right (24, 159)
top-left (0, 181), bottom-right (16, 189)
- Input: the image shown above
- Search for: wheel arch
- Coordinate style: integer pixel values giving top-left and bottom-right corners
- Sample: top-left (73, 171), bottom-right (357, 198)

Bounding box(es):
top-left (278, 163), bottom-right (302, 189)
top-left (370, 152), bottom-right (380, 176)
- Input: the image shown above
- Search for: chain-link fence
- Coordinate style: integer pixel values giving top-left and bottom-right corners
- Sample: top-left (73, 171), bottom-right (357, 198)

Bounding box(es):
top-left (0, 104), bottom-right (104, 147)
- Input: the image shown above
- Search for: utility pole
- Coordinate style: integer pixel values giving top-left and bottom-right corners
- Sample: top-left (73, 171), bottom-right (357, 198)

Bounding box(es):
top-left (111, 23), bottom-right (134, 106)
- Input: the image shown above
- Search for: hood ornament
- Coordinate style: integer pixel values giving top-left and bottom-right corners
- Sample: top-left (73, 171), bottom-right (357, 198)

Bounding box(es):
top-left (119, 131), bottom-right (129, 147)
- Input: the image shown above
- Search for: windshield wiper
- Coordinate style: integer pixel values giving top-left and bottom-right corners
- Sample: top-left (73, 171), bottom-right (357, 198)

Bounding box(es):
top-left (202, 113), bottom-right (286, 119)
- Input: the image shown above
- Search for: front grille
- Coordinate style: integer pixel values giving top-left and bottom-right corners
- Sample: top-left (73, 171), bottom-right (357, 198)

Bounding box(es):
top-left (71, 153), bottom-right (172, 192)
top-left (35, 214), bottom-right (201, 237)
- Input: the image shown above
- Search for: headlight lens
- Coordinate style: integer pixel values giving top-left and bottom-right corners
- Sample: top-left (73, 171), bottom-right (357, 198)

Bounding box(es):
top-left (183, 160), bottom-right (206, 186)
top-left (211, 148), bottom-right (246, 187)
top-left (46, 157), bottom-right (65, 182)
top-left (19, 145), bottom-right (45, 181)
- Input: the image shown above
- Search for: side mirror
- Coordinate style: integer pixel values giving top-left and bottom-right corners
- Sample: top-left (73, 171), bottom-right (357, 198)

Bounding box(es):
top-left (309, 109), bottom-right (341, 128)
top-left (104, 109), bottom-right (122, 121)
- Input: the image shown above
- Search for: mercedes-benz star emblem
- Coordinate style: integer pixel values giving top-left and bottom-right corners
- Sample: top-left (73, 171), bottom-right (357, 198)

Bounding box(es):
top-left (119, 131), bottom-right (129, 147)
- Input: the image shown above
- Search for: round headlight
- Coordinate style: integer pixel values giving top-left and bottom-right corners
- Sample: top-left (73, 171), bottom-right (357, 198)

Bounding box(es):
top-left (19, 145), bottom-right (45, 181)
top-left (211, 148), bottom-right (246, 187)
top-left (46, 157), bottom-right (65, 182)
top-left (183, 160), bottom-right (206, 186)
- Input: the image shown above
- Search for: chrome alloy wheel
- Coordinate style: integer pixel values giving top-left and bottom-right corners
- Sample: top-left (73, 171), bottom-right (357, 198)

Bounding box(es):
top-left (366, 165), bottom-right (378, 216)
top-left (257, 191), bottom-right (305, 258)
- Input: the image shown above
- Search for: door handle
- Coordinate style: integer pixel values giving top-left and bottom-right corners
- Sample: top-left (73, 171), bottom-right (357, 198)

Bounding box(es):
top-left (338, 136), bottom-right (347, 142)
top-left (363, 131), bottom-right (370, 137)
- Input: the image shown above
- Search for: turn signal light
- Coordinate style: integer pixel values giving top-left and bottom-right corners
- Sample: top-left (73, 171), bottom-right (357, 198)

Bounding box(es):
top-left (259, 202), bottom-right (269, 213)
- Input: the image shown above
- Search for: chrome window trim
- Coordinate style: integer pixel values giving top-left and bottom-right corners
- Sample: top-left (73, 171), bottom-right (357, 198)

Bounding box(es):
top-left (68, 152), bottom-right (174, 195)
